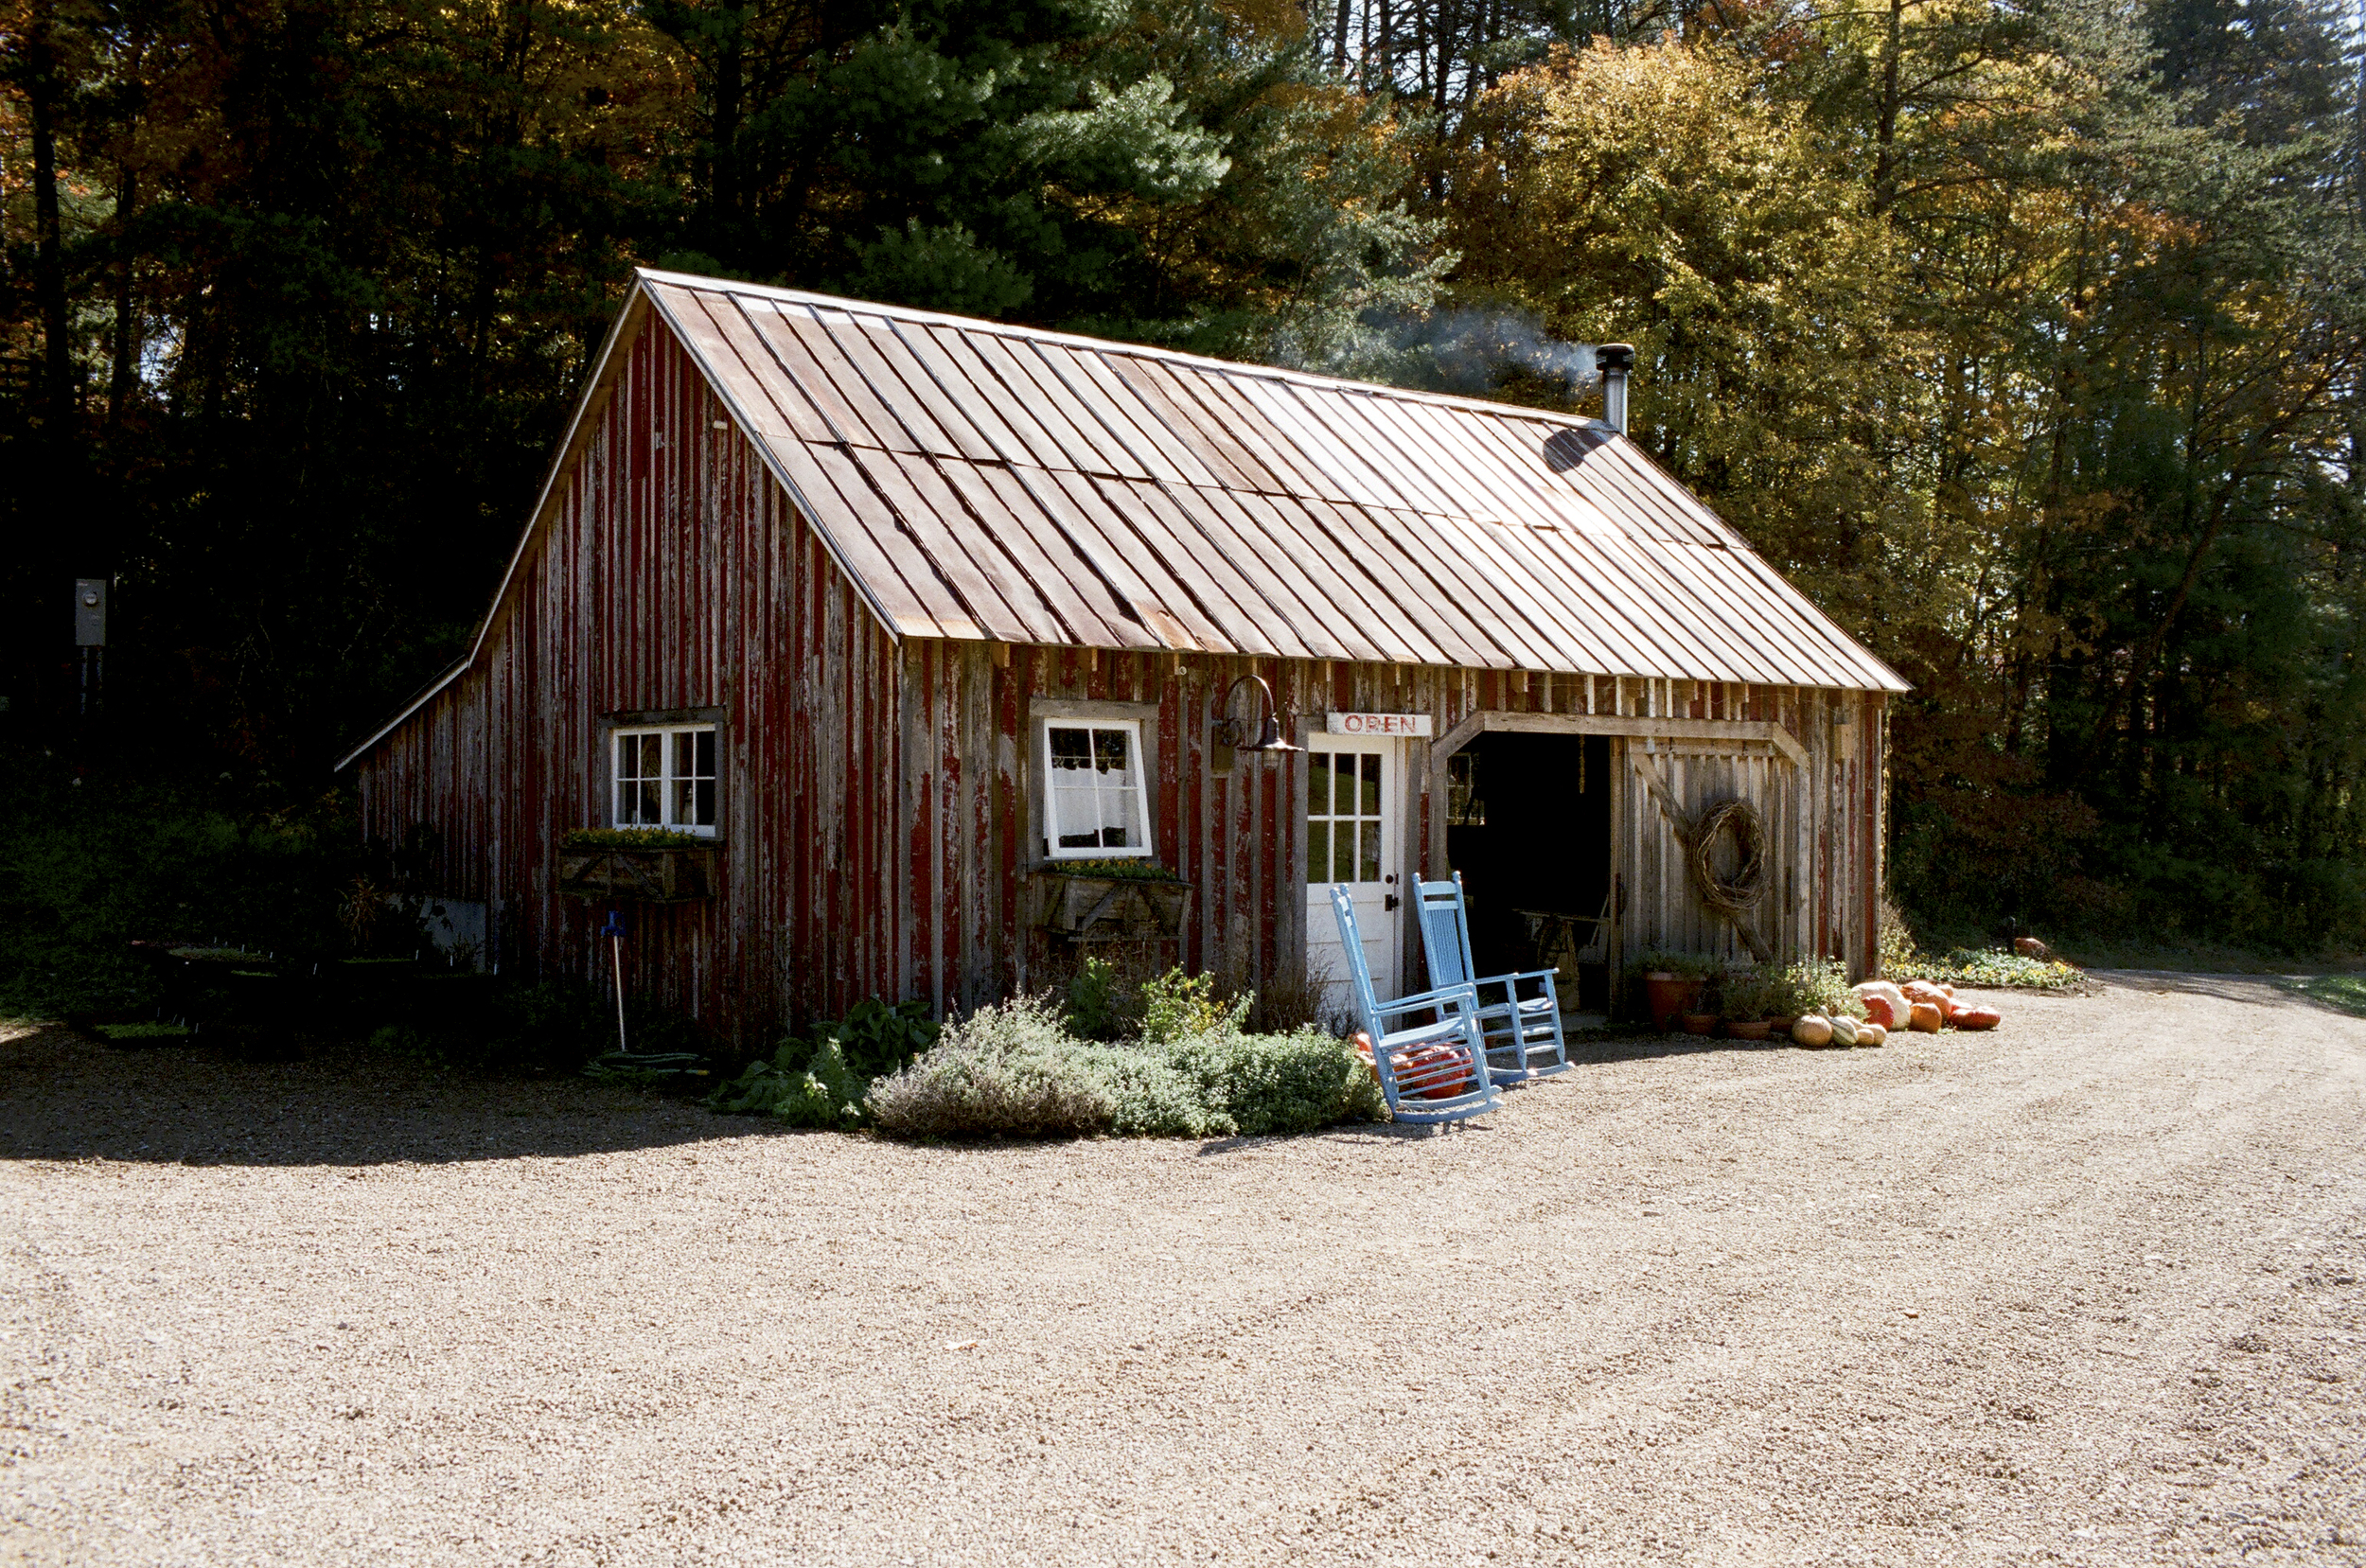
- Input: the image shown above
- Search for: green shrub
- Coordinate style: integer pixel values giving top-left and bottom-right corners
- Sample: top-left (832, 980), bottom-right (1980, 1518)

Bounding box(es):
top-left (1168, 1028), bottom-right (1387, 1136)
top-left (866, 996), bottom-right (1115, 1138)
top-left (866, 995), bottom-right (1385, 1141)
top-left (1716, 967), bottom-right (1778, 1021)
top-left (1630, 948), bottom-right (1717, 981)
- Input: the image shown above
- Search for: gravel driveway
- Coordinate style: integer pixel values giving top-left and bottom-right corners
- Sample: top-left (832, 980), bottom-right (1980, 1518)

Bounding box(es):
top-left (4, 971), bottom-right (2362, 1566)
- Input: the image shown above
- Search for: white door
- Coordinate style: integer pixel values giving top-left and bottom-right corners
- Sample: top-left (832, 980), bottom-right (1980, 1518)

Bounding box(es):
top-left (1305, 735), bottom-right (1404, 1022)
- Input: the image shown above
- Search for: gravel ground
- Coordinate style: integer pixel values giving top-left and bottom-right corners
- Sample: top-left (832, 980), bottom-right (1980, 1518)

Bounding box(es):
top-left (4, 970), bottom-right (2363, 1567)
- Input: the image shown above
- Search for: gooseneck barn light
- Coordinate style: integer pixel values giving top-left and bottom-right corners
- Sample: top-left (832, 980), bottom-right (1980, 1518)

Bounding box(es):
top-left (1209, 675), bottom-right (1300, 777)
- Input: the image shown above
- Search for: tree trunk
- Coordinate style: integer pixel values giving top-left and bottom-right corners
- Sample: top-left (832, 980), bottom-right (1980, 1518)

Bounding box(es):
top-left (1871, 0), bottom-right (1903, 215)
top-left (110, 163), bottom-right (137, 428)
top-left (28, 0), bottom-right (73, 432)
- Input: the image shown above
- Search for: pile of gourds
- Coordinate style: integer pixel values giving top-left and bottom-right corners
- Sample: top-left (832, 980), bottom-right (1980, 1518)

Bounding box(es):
top-left (1788, 978), bottom-right (2002, 1048)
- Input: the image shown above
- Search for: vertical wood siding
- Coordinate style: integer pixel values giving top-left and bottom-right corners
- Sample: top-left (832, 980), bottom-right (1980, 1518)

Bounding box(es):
top-left (358, 315), bottom-right (1894, 1040)
top-left (359, 317), bottom-right (904, 1043)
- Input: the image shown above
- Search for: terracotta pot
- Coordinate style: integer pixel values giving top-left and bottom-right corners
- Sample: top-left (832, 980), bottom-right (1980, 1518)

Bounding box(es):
top-left (1726, 1019), bottom-right (1773, 1041)
top-left (1769, 1015), bottom-right (1798, 1034)
top-left (1679, 1012), bottom-right (1717, 1036)
top-left (1645, 974), bottom-right (1703, 1032)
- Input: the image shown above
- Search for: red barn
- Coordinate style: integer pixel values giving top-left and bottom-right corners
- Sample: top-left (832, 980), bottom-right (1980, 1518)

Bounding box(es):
top-left (339, 270), bottom-right (1906, 1043)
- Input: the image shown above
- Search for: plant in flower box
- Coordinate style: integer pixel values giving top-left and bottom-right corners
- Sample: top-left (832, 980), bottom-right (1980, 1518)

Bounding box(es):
top-left (1033, 858), bottom-right (1193, 942)
top-left (554, 827), bottom-right (717, 904)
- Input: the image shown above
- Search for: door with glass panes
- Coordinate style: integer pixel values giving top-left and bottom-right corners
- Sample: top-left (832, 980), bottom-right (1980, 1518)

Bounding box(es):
top-left (1304, 734), bottom-right (1403, 1019)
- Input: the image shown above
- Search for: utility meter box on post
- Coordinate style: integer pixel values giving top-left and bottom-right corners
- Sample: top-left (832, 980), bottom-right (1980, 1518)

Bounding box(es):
top-left (74, 580), bottom-right (107, 646)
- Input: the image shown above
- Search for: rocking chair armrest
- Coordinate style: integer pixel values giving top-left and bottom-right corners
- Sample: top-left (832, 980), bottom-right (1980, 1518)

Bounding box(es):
top-left (1374, 1019), bottom-right (1480, 1057)
top-left (1367, 981), bottom-right (1482, 1022)
top-left (1480, 967), bottom-right (1563, 988)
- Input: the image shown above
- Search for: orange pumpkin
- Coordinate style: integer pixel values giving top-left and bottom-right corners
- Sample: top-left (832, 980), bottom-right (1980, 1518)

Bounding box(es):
top-left (1907, 1001), bottom-right (1945, 1032)
top-left (1953, 1006), bottom-right (2001, 1031)
top-left (1861, 995), bottom-right (1898, 1029)
top-left (1389, 1043), bottom-right (1475, 1100)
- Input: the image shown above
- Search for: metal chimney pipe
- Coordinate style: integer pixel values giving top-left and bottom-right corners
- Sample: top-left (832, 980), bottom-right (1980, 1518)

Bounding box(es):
top-left (1596, 343), bottom-right (1634, 434)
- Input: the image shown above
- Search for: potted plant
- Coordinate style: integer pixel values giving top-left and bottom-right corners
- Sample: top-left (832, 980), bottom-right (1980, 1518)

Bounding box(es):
top-left (1719, 967), bottom-right (1778, 1041)
top-left (555, 827), bottom-right (718, 904)
top-left (1033, 858), bottom-right (1194, 942)
top-left (1634, 949), bottom-right (1711, 1032)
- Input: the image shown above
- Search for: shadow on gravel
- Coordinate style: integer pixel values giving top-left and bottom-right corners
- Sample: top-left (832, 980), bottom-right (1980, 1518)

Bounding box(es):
top-left (2087, 968), bottom-right (2332, 1013)
top-left (0, 1025), bottom-right (754, 1168)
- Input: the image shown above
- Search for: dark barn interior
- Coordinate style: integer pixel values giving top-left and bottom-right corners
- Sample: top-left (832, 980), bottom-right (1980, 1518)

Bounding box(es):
top-left (1444, 732), bottom-right (1614, 1011)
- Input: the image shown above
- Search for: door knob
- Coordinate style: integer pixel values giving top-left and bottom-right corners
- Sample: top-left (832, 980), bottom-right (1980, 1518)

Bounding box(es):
top-left (1385, 893), bottom-right (1401, 912)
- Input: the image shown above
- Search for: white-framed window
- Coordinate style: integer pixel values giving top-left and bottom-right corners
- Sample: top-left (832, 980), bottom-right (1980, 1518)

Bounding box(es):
top-left (612, 724), bottom-right (718, 835)
top-left (1041, 718), bottom-right (1151, 859)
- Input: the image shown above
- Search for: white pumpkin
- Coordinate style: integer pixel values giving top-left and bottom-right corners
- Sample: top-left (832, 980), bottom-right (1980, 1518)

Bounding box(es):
top-left (1856, 1021), bottom-right (1888, 1047)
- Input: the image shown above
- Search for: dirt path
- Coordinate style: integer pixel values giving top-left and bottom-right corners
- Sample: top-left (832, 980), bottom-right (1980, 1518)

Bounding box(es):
top-left (3, 971), bottom-right (2362, 1566)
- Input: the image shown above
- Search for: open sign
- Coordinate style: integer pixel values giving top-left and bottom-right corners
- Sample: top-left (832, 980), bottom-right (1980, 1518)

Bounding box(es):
top-left (1323, 713), bottom-right (1434, 737)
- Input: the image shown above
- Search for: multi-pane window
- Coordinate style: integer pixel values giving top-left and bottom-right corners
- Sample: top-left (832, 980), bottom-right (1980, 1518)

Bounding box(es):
top-left (1308, 750), bottom-right (1384, 883)
top-left (1043, 720), bottom-right (1150, 858)
top-left (612, 725), bottom-right (717, 835)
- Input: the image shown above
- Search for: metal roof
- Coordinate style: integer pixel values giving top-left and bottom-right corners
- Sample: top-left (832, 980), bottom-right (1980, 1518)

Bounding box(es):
top-left (641, 271), bottom-right (1904, 693)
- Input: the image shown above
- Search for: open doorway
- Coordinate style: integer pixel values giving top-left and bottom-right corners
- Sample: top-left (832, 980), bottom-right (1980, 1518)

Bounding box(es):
top-left (1443, 731), bottom-right (1614, 1013)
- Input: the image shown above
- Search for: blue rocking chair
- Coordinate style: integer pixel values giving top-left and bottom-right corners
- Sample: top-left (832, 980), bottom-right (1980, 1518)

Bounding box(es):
top-left (1413, 872), bottom-right (1573, 1085)
top-left (1329, 886), bottom-right (1501, 1125)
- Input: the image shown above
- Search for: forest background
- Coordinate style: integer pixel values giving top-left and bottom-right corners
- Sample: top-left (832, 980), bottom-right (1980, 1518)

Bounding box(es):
top-left (1, 0), bottom-right (2362, 1012)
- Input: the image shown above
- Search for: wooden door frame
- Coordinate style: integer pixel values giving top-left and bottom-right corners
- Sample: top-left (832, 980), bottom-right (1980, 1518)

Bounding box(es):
top-left (1297, 728), bottom-right (1414, 1000)
top-left (1426, 712), bottom-right (1807, 1013)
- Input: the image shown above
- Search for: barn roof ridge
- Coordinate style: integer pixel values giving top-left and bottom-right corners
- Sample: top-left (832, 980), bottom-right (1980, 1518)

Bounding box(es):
top-left (632, 267), bottom-right (1622, 431)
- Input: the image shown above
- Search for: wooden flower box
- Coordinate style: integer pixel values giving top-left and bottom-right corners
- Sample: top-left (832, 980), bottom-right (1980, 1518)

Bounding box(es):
top-left (1033, 872), bottom-right (1193, 943)
top-left (554, 843), bottom-right (717, 904)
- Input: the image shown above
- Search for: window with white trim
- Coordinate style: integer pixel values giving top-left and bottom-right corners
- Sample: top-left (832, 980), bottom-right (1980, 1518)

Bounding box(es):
top-left (1041, 719), bottom-right (1151, 858)
top-left (611, 724), bottom-right (718, 835)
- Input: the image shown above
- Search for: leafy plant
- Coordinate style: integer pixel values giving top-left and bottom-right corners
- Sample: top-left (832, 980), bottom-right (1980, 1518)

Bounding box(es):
top-left (1764, 957), bottom-right (1863, 1020)
top-left (1890, 947), bottom-right (2082, 990)
top-left (1066, 956), bottom-right (1125, 1040)
top-left (1136, 968), bottom-right (1247, 1045)
top-left (810, 998), bottom-right (940, 1080)
top-left (1716, 968), bottom-right (1778, 1021)
top-left (1631, 949), bottom-right (1716, 981)
top-left (707, 1037), bottom-right (871, 1127)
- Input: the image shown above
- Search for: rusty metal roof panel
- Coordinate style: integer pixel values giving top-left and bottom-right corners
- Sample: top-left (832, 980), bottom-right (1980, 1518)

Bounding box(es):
top-left (638, 270), bottom-right (1908, 691)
